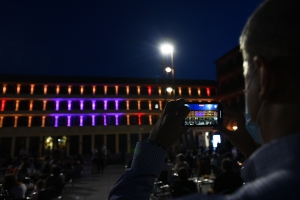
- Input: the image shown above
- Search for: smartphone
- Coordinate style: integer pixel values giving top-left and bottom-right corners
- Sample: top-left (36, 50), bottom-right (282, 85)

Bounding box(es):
top-left (182, 102), bottom-right (223, 127)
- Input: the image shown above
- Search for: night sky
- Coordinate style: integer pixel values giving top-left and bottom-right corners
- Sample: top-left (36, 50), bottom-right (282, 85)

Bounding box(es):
top-left (0, 0), bottom-right (264, 81)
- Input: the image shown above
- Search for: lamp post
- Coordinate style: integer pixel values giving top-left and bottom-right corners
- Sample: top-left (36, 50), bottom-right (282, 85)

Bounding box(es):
top-left (160, 43), bottom-right (175, 104)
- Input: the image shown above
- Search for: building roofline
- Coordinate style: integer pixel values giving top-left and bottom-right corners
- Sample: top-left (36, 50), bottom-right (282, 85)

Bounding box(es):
top-left (214, 45), bottom-right (240, 64)
top-left (0, 74), bottom-right (217, 86)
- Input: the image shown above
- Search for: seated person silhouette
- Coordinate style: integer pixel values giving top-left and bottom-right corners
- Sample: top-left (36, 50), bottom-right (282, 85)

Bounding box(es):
top-left (158, 158), bottom-right (173, 185)
top-left (208, 159), bottom-right (243, 194)
top-left (29, 179), bottom-right (50, 200)
top-left (2, 173), bottom-right (27, 199)
top-left (172, 167), bottom-right (197, 198)
top-left (173, 154), bottom-right (189, 173)
top-left (45, 166), bottom-right (65, 198)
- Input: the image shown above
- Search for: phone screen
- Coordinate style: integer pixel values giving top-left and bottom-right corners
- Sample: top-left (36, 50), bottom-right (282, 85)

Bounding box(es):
top-left (183, 102), bottom-right (222, 126)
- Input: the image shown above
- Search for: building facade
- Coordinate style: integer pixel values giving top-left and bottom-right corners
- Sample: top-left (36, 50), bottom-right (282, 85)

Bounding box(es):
top-left (214, 46), bottom-right (246, 152)
top-left (215, 46), bottom-right (244, 110)
top-left (0, 74), bottom-right (217, 159)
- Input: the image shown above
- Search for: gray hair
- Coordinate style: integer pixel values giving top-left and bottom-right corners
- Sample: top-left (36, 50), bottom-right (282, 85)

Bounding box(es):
top-left (240, 0), bottom-right (300, 67)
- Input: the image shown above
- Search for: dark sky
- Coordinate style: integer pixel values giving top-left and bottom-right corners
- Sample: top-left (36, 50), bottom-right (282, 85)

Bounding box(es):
top-left (0, 0), bottom-right (264, 81)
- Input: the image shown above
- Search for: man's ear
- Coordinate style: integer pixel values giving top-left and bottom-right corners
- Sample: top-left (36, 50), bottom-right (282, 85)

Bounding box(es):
top-left (253, 56), bottom-right (274, 101)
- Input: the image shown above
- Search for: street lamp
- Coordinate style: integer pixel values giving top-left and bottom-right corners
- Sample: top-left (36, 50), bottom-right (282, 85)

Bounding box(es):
top-left (165, 67), bottom-right (172, 73)
top-left (160, 43), bottom-right (175, 103)
top-left (160, 44), bottom-right (174, 55)
top-left (166, 87), bottom-right (173, 93)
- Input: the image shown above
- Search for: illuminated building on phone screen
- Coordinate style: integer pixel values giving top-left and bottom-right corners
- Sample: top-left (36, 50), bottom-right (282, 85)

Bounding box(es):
top-left (0, 74), bottom-right (217, 158)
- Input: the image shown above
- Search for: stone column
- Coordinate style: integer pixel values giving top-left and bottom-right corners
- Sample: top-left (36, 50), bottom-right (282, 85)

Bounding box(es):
top-left (79, 135), bottom-right (83, 155)
top-left (91, 134), bottom-right (95, 151)
top-left (25, 137), bottom-right (30, 155)
top-left (39, 136), bottom-right (43, 158)
top-left (115, 134), bottom-right (119, 154)
top-left (127, 133), bottom-right (130, 153)
top-left (66, 137), bottom-right (70, 156)
top-left (11, 137), bottom-right (16, 157)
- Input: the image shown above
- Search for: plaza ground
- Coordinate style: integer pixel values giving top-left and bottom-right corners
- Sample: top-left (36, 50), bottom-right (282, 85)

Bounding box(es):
top-left (61, 162), bottom-right (125, 200)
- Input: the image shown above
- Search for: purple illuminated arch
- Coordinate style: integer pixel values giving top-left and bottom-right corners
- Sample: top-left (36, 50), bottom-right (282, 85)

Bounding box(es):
top-left (55, 116), bottom-right (58, 127)
top-left (92, 101), bottom-right (96, 110)
top-left (55, 101), bottom-right (60, 111)
top-left (115, 115), bottom-right (119, 125)
top-left (68, 101), bottom-right (72, 111)
top-left (67, 116), bottom-right (71, 127)
top-left (92, 115), bottom-right (95, 126)
top-left (104, 100), bottom-right (107, 110)
top-left (80, 115), bottom-right (83, 126)
top-left (104, 115), bottom-right (107, 126)
top-left (115, 100), bottom-right (119, 110)
top-left (80, 100), bottom-right (84, 110)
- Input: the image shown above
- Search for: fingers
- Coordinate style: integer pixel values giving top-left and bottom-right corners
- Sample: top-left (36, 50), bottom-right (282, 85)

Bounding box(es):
top-left (177, 105), bottom-right (190, 120)
top-left (169, 99), bottom-right (185, 115)
top-left (164, 102), bottom-right (189, 124)
top-left (161, 101), bottom-right (174, 117)
top-left (162, 99), bottom-right (185, 117)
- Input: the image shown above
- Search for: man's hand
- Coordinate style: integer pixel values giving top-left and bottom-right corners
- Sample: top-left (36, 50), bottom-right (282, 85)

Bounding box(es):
top-left (213, 102), bottom-right (260, 159)
top-left (148, 99), bottom-right (190, 150)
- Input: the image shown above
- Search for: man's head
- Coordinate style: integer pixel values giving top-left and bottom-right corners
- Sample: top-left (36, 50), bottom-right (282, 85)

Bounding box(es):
top-left (240, 0), bottom-right (300, 143)
top-left (240, 0), bottom-right (300, 103)
top-left (221, 159), bottom-right (233, 172)
top-left (176, 153), bottom-right (185, 163)
top-left (240, 0), bottom-right (299, 70)
top-left (240, 0), bottom-right (300, 97)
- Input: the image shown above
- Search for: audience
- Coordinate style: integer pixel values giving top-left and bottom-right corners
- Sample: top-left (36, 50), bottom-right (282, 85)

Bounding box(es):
top-left (158, 157), bottom-right (173, 185)
top-left (17, 161), bottom-right (30, 182)
top-left (45, 166), bottom-right (65, 199)
top-left (91, 147), bottom-right (99, 174)
top-left (39, 163), bottom-right (52, 180)
top-left (6, 159), bottom-right (19, 175)
top-left (61, 157), bottom-right (74, 182)
top-left (208, 159), bottom-right (243, 194)
top-left (30, 179), bottom-right (46, 200)
top-left (2, 174), bottom-right (27, 199)
top-left (0, 147), bottom-right (86, 199)
top-left (28, 157), bottom-right (36, 174)
top-left (173, 153), bottom-right (189, 173)
top-left (172, 167), bottom-right (197, 198)
top-left (73, 158), bottom-right (83, 178)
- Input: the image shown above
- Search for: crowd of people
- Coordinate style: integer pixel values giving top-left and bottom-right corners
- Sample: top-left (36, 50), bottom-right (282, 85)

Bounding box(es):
top-left (0, 146), bottom-right (85, 200)
top-left (152, 147), bottom-right (244, 198)
top-left (91, 144), bottom-right (107, 174)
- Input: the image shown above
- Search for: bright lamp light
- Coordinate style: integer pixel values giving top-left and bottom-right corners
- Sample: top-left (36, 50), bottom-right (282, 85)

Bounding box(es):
top-left (165, 67), bottom-right (172, 73)
top-left (166, 87), bottom-right (173, 92)
top-left (233, 126), bottom-right (238, 130)
top-left (160, 44), bottom-right (174, 54)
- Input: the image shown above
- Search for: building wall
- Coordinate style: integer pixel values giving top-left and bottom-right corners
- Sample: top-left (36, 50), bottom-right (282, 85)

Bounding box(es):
top-left (215, 46), bottom-right (245, 110)
top-left (0, 78), bottom-right (217, 158)
top-left (215, 46), bottom-right (245, 147)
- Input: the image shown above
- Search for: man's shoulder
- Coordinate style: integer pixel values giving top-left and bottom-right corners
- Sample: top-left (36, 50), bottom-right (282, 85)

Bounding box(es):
top-left (232, 167), bottom-right (300, 199)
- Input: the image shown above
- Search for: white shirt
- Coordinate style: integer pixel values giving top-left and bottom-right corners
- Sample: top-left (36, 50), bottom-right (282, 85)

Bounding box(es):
top-left (10, 184), bottom-right (27, 199)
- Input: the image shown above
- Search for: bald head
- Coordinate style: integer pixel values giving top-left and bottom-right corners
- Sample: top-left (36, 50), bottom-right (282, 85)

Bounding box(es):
top-left (240, 0), bottom-right (299, 66)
